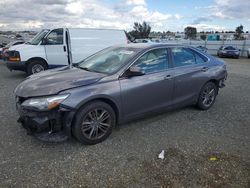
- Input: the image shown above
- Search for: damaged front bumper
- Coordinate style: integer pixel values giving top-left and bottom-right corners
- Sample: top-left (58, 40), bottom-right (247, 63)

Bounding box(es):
top-left (16, 101), bottom-right (75, 142)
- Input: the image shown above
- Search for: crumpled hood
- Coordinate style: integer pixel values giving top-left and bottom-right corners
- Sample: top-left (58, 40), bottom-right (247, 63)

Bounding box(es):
top-left (15, 67), bottom-right (106, 97)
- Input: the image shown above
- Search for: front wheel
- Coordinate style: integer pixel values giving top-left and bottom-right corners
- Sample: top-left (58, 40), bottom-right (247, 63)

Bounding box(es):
top-left (27, 60), bottom-right (48, 75)
top-left (197, 82), bottom-right (218, 110)
top-left (73, 101), bottom-right (116, 145)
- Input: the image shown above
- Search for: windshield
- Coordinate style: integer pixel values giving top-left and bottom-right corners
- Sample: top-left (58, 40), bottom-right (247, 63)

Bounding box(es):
top-left (28, 29), bottom-right (49, 45)
top-left (78, 47), bottom-right (138, 74)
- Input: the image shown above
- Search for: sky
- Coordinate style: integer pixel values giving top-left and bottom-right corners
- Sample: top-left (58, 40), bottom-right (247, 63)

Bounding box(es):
top-left (0, 0), bottom-right (249, 32)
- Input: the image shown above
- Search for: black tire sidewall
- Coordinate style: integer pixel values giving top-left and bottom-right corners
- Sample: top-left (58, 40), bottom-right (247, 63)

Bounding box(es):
top-left (27, 61), bottom-right (47, 75)
top-left (73, 101), bottom-right (116, 145)
top-left (197, 82), bottom-right (218, 110)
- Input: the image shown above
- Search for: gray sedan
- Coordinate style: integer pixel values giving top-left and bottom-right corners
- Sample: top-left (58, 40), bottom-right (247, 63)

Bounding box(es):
top-left (15, 43), bottom-right (227, 145)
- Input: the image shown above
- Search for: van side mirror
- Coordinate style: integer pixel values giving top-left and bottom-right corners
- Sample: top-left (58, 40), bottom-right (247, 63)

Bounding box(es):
top-left (126, 66), bottom-right (145, 77)
top-left (41, 38), bottom-right (47, 45)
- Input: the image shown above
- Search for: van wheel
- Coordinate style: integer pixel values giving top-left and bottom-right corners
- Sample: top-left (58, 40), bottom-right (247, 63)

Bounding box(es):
top-left (27, 60), bottom-right (47, 75)
top-left (197, 82), bottom-right (218, 110)
top-left (73, 101), bottom-right (116, 145)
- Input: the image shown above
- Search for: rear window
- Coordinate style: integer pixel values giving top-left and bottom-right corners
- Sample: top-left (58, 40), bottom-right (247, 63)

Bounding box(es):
top-left (172, 47), bottom-right (208, 67)
top-left (191, 49), bottom-right (208, 63)
top-left (225, 46), bottom-right (236, 50)
top-left (172, 47), bottom-right (196, 67)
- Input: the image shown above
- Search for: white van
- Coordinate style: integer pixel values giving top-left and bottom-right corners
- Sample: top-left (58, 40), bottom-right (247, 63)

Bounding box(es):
top-left (5, 28), bottom-right (127, 75)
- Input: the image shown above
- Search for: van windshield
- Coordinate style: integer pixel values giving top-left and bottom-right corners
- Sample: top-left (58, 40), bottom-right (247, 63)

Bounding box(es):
top-left (28, 29), bottom-right (49, 45)
top-left (78, 47), bottom-right (138, 74)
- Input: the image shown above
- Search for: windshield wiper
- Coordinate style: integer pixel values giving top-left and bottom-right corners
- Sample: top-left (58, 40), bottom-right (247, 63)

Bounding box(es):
top-left (78, 67), bottom-right (90, 71)
top-left (78, 66), bottom-right (104, 74)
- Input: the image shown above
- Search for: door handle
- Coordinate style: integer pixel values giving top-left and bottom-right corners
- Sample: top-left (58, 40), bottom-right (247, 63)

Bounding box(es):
top-left (201, 67), bottom-right (209, 72)
top-left (164, 75), bottom-right (172, 80)
top-left (63, 46), bottom-right (66, 52)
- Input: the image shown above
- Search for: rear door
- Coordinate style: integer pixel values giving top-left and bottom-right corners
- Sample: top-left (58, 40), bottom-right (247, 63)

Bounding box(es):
top-left (120, 48), bottom-right (174, 118)
top-left (170, 47), bottom-right (210, 105)
top-left (44, 28), bottom-right (68, 67)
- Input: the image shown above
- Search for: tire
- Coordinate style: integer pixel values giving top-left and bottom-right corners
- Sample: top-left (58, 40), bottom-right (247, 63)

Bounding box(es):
top-left (197, 82), bottom-right (218, 110)
top-left (248, 52), bottom-right (250, 58)
top-left (26, 60), bottom-right (48, 75)
top-left (73, 101), bottom-right (116, 145)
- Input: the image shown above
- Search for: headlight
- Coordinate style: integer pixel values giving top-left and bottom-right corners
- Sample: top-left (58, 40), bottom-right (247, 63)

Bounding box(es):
top-left (21, 94), bottom-right (69, 111)
top-left (7, 50), bottom-right (21, 62)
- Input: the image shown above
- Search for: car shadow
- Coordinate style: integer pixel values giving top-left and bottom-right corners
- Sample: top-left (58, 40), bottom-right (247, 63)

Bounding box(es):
top-left (0, 64), bottom-right (27, 79)
top-left (116, 105), bottom-right (198, 130)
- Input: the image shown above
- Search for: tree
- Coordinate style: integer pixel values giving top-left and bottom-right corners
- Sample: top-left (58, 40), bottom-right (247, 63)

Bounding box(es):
top-left (234, 25), bottom-right (244, 40)
top-left (200, 34), bottom-right (207, 41)
top-left (184, 26), bottom-right (197, 39)
top-left (128, 21), bottom-right (151, 39)
top-left (125, 31), bottom-right (135, 42)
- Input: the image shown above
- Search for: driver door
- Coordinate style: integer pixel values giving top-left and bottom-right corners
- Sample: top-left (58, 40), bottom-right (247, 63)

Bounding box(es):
top-left (44, 28), bottom-right (68, 67)
top-left (119, 48), bottom-right (174, 119)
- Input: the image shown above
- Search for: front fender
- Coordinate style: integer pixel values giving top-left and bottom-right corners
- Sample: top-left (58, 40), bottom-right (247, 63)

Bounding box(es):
top-left (9, 44), bottom-right (46, 62)
top-left (60, 80), bottom-right (122, 118)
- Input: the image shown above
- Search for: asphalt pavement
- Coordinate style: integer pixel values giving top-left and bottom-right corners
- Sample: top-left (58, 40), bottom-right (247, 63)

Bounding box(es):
top-left (0, 58), bottom-right (249, 187)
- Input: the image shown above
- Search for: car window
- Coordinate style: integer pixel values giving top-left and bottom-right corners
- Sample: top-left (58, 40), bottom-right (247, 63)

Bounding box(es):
top-left (194, 53), bottom-right (206, 64)
top-left (133, 48), bottom-right (168, 74)
top-left (228, 46), bottom-right (235, 50)
top-left (14, 42), bottom-right (24, 45)
top-left (172, 47), bottom-right (196, 67)
top-left (46, 28), bottom-right (63, 45)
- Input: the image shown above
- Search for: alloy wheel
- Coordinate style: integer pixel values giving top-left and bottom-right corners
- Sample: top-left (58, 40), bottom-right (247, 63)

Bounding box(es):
top-left (81, 108), bottom-right (112, 140)
top-left (201, 85), bottom-right (216, 107)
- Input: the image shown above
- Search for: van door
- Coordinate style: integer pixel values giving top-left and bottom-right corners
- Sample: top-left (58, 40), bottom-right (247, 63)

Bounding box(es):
top-left (44, 28), bottom-right (68, 68)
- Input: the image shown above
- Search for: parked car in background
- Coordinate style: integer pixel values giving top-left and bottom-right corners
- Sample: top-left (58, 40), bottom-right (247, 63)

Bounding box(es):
top-left (247, 48), bottom-right (250, 58)
top-left (217, 45), bottom-right (240, 58)
top-left (196, 46), bottom-right (208, 53)
top-left (15, 43), bottom-right (227, 145)
top-left (0, 40), bottom-right (25, 59)
top-left (5, 28), bottom-right (127, 75)
top-left (135, 39), bottom-right (154, 43)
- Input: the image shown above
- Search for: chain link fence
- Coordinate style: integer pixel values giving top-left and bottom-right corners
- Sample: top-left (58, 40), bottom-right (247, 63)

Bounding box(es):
top-left (179, 40), bottom-right (250, 57)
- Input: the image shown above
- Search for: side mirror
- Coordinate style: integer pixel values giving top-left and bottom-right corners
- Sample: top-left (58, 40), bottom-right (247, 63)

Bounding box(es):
top-left (41, 38), bottom-right (47, 45)
top-left (127, 66), bottom-right (145, 77)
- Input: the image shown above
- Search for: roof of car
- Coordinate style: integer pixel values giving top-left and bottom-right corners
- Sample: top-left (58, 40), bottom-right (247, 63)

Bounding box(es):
top-left (116, 43), bottom-right (184, 49)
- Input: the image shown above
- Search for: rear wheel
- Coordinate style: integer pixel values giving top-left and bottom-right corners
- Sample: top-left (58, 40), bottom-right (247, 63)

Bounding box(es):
top-left (73, 101), bottom-right (116, 145)
top-left (26, 60), bottom-right (47, 75)
top-left (197, 82), bottom-right (218, 110)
